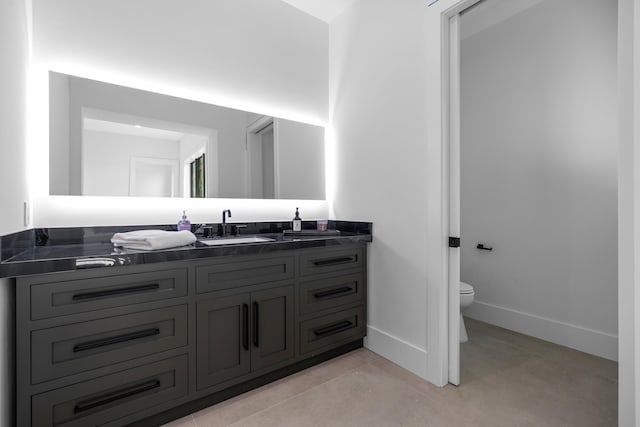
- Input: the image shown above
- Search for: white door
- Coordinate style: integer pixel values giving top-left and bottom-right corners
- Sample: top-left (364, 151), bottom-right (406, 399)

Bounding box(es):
top-left (447, 13), bottom-right (462, 386)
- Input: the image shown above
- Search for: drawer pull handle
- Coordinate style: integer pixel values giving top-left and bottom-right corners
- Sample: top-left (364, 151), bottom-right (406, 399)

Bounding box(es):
top-left (313, 320), bottom-right (354, 337)
top-left (72, 283), bottom-right (160, 301)
top-left (313, 257), bottom-right (354, 267)
top-left (73, 328), bottom-right (161, 353)
top-left (313, 286), bottom-right (353, 299)
top-left (242, 304), bottom-right (249, 351)
top-left (253, 302), bottom-right (260, 347)
top-left (74, 379), bottom-right (161, 413)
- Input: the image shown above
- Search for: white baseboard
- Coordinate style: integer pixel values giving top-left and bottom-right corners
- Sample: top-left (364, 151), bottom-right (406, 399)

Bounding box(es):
top-left (464, 300), bottom-right (618, 361)
top-left (364, 325), bottom-right (428, 378)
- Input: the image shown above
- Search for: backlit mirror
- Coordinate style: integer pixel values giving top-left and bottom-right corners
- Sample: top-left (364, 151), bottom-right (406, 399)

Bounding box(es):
top-left (49, 72), bottom-right (325, 200)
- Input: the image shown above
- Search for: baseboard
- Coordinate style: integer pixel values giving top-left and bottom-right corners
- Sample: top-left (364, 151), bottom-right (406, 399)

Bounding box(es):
top-left (364, 325), bottom-right (428, 378)
top-left (464, 301), bottom-right (618, 361)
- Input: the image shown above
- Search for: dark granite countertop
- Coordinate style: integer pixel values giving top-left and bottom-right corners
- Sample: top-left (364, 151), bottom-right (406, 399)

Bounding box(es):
top-left (0, 221), bottom-right (372, 278)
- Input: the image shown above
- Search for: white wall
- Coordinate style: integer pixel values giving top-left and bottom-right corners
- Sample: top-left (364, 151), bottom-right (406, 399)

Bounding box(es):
top-left (331, 1), bottom-right (640, 409)
top-left (460, 0), bottom-right (618, 360)
top-left (1, 0), bottom-right (30, 236)
top-left (330, 0), bottom-right (431, 377)
top-left (48, 72), bottom-right (69, 195)
top-left (275, 119), bottom-right (325, 200)
top-left (31, 0), bottom-right (329, 227)
top-left (82, 130), bottom-right (180, 197)
top-left (0, 0), bottom-right (29, 423)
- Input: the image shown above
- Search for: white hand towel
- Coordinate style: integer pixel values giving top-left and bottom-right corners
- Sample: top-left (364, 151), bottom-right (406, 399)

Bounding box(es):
top-left (111, 230), bottom-right (197, 251)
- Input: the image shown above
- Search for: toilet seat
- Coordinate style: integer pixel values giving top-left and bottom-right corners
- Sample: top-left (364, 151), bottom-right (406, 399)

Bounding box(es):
top-left (460, 281), bottom-right (474, 294)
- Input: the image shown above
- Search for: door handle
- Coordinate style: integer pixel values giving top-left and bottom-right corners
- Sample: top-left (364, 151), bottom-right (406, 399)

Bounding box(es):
top-left (313, 286), bottom-right (353, 299)
top-left (242, 304), bottom-right (249, 350)
top-left (252, 302), bottom-right (259, 347)
top-left (313, 320), bottom-right (354, 336)
top-left (313, 257), bottom-right (354, 266)
top-left (74, 379), bottom-right (161, 413)
top-left (72, 283), bottom-right (160, 301)
top-left (73, 328), bottom-right (160, 353)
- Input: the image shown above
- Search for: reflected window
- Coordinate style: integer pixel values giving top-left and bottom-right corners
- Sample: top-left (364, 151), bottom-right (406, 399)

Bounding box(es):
top-left (190, 153), bottom-right (206, 198)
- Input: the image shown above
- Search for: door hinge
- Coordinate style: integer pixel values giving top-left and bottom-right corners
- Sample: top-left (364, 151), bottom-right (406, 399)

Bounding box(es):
top-left (449, 237), bottom-right (460, 248)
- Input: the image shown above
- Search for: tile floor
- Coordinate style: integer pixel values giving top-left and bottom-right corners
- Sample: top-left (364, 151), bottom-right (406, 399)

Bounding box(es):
top-left (163, 318), bottom-right (618, 427)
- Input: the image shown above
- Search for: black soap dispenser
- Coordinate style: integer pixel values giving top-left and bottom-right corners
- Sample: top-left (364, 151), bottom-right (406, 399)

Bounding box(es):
top-left (292, 207), bottom-right (302, 232)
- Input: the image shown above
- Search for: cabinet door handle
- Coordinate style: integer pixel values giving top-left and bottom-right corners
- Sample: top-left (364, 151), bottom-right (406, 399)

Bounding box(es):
top-left (73, 328), bottom-right (161, 353)
top-left (313, 320), bottom-right (354, 337)
top-left (74, 379), bottom-right (161, 413)
top-left (313, 257), bottom-right (354, 266)
top-left (242, 304), bottom-right (249, 350)
top-left (72, 283), bottom-right (160, 301)
top-left (313, 286), bottom-right (353, 299)
top-left (252, 302), bottom-right (260, 347)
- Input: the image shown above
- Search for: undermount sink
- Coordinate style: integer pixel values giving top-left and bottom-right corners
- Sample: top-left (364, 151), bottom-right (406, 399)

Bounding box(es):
top-left (198, 236), bottom-right (275, 246)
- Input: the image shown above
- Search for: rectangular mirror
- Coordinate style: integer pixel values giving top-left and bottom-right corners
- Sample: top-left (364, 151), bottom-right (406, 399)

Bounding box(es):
top-left (49, 72), bottom-right (326, 200)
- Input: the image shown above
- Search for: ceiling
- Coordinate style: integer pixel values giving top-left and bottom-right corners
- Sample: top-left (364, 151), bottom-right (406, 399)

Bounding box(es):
top-left (280, 0), bottom-right (543, 28)
top-left (83, 118), bottom-right (186, 142)
top-left (279, 0), bottom-right (358, 22)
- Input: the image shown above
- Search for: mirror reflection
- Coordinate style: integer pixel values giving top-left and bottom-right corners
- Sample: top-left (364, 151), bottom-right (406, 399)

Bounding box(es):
top-left (49, 72), bottom-right (326, 200)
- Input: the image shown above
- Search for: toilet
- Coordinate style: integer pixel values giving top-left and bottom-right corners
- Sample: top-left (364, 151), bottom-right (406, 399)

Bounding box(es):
top-left (459, 281), bottom-right (475, 343)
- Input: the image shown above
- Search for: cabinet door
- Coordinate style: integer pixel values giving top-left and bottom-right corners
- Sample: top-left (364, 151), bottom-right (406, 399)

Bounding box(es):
top-left (299, 272), bottom-right (365, 316)
top-left (196, 256), bottom-right (294, 294)
top-left (299, 306), bottom-right (365, 355)
top-left (197, 293), bottom-right (251, 390)
top-left (299, 247), bottom-right (364, 277)
top-left (28, 268), bottom-right (188, 320)
top-left (32, 305), bottom-right (188, 384)
top-left (32, 355), bottom-right (188, 427)
top-left (251, 285), bottom-right (295, 371)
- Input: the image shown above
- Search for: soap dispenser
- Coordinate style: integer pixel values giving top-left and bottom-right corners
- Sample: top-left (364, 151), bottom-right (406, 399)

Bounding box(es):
top-left (292, 207), bottom-right (302, 232)
top-left (178, 210), bottom-right (191, 231)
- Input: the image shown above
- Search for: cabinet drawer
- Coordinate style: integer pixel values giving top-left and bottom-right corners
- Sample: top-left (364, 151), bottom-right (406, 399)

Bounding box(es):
top-left (29, 268), bottom-right (188, 320)
top-left (196, 256), bottom-right (294, 294)
top-left (299, 273), bottom-right (365, 315)
top-left (299, 247), bottom-right (364, 277)
top-left (31, 305), bottom-right (188, 385)
top-left (299, 306), bottom-right (365, 355)
top-left (31, 354), bottom-right (188, 427)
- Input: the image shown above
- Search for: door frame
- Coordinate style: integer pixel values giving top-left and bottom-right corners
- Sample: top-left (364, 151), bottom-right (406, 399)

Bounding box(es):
top-left (429, 0), bottom-right (640, 392)
top-left (424, 0), bottom-right (483, 387)
top-left (446, 12), bottom-right (462, 386)
top-left (429, 1), bottom-right (634, 409)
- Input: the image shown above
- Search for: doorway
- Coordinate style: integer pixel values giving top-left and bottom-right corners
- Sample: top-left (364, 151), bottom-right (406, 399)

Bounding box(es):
top-left (446, 0), bottom-right (618, 385)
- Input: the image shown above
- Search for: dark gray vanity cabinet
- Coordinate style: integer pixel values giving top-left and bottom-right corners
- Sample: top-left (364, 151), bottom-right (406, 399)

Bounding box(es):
top-left (15, 243), bottom-right (367, 427)
top-left (16, 264), bottom-right (191, 427)
top-left (249, 285), bottom-right (295, 370)
top-left (31, 355), bottom-right (189, 427)
top-left (296, 246), bottom-right (367, 356)
top-left (196, 293), bottom-right (251, 389)
top-left (196, 284), bottom-right (295, 391)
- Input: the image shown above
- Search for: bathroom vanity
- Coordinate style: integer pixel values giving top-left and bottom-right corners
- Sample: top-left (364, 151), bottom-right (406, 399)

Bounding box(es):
top-left (2, 222), bottom-right (371, 426)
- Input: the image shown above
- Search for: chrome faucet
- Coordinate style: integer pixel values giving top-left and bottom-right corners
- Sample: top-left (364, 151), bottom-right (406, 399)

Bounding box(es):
top-left (219, 209), bottom-right (232, 236)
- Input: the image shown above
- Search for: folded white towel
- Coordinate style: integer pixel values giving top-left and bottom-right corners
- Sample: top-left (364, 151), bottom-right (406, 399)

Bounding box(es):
top-left (111, 230), bottom-right (197, 251)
